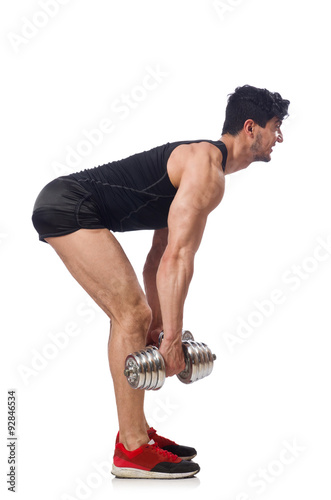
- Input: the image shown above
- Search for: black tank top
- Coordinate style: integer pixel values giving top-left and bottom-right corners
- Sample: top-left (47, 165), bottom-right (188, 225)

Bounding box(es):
top-left (67, 140), bottom-right (227, 232)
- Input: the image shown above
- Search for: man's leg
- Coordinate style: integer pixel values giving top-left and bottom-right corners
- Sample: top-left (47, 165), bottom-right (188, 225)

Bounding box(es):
top-left (45, 228), bottom-right (151, 451)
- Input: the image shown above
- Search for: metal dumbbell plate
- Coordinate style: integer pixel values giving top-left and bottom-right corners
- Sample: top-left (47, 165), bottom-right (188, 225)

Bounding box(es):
top-left (158, 329), bottom-right (194, 346)
top-left (177, 341), bottom-right (216, 384)
top-left (124, 346), bottom-right (165, 390)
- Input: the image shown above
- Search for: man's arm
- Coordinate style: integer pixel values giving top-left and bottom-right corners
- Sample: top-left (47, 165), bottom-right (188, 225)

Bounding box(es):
top-left (157, 149), bottom-right (225, 376)
top-left (143, 227), bottom-right (168, 345)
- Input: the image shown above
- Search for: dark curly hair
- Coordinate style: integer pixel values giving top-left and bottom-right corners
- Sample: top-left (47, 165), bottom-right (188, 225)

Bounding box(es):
top-left (222, 85), bottom-right (290, 136)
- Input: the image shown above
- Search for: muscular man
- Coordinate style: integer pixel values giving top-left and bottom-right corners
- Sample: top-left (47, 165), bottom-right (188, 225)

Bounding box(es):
top-left (32, 85), bottom-right (289, 479)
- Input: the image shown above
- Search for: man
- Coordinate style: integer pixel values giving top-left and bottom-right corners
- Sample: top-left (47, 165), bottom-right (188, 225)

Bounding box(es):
top-left (32, 85), bottom-right (289, 479)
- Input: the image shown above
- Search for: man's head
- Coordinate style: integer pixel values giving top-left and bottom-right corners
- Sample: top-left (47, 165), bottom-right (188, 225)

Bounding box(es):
top-left (222, 85), bottom-right (290, 163)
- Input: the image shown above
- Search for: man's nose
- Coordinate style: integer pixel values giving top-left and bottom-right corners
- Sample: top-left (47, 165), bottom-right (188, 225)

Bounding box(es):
top-left (276, 130), bottom-right (283, 143)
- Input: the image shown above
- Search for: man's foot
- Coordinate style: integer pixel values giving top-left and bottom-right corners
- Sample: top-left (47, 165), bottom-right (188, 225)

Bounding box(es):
top-left (112, 440), bottom-right (200, 479)
top-left (148, 427), bottom-right (197, 460)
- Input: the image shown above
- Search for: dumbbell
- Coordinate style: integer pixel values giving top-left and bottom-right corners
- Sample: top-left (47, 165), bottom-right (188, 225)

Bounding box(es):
top-left (123, 330), bottom-right (216, 390)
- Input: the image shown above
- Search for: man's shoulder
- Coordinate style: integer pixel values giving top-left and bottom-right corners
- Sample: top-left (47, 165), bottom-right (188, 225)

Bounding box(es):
top-left (172, 140), bottom-right (223, 158)
top-left (169, 140), bottom-right (224, 172)
top-left (183, 141), bottom-right (225, 175)
top-left (167, 140), bottom-right (225, 190)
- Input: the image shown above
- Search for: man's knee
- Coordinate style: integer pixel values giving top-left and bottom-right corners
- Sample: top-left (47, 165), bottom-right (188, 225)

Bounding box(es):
top-left (132, 302), bottom-right (152, 332)
top-left (117, 301), bottom-right (152, 335)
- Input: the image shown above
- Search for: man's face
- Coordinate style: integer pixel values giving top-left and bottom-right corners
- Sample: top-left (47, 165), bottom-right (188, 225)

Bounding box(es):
top-left (250, 117), bottom-right (284, 162)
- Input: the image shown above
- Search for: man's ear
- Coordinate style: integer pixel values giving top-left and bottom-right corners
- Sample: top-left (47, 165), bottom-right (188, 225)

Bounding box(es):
top-left (243, 119), bottom-right (255, 136)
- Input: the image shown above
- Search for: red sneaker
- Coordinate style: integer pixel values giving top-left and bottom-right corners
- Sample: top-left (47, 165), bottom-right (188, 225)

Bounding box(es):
top-left (112, 440), bottom-right (200, 479)
top-left (148, 427), bottom-right (197, 460)
top-left (115, 428), bottom-right (197, 460)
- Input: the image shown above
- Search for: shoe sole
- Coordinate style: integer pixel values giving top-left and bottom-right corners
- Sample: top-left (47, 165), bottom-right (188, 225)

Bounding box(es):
top-left (111, 464), bottom-right (200, 479)
top-left (179, 454), bottom-right (197, 460)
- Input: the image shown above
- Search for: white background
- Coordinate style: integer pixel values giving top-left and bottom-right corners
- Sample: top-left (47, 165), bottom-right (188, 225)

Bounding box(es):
top-left (1, 1), bottom-right (331, 499)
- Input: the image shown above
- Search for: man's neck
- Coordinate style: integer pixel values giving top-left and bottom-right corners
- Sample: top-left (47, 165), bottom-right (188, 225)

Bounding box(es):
top-left (219, 134), bottom-right (252, 175)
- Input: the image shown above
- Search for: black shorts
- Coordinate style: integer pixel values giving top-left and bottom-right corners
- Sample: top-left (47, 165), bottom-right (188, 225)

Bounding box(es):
top-left (32, 177), bottom-right (106, 242)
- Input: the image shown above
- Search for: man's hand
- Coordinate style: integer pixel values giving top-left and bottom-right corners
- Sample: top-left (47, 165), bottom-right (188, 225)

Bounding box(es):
top-left (145, 326), bottom-right (162, 347)
top-left (158, 336), bottom-right (186, 377)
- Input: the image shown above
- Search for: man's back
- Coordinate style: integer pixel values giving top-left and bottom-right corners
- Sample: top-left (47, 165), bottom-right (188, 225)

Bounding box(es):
top-left (64, 139), bottom-right (228, 232)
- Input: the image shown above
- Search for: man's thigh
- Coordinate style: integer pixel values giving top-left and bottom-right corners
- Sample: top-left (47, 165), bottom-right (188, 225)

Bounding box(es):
top-left (45, 228), bottom-right (148, 323)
